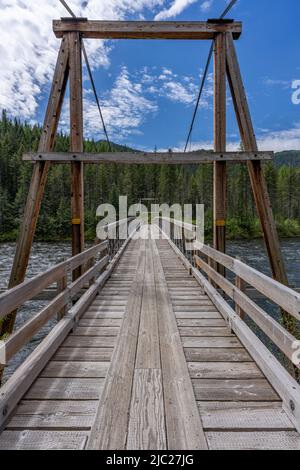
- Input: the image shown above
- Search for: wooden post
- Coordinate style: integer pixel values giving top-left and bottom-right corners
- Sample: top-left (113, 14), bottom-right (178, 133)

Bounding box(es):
top-left (68, 32), bottom-right (85, 280)
top-left (0, 37), bottom-right (70, 340)
top-left (225, 32), bottom-right (287, 286)
top-left (225, 33), bottom-right (298, 337)
top-left (235, 257), bottom-right (246, 321)
top-left (213, 33), bottom-right (227, 277)
top-left (57, 275), bottom-right (68, 320)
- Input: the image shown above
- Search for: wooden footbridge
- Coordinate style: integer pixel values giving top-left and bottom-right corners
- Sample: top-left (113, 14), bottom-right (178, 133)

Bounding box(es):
top-left (0, 17), bottom-right (300, 450)
top-left (0, 221), bottom-right (300, 450)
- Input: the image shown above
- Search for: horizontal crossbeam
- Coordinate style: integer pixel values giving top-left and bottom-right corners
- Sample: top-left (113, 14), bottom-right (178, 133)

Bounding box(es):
top-left (23, 151), bottom-right (273, 165)
top-left (53, 19), bottom-right (242, 40)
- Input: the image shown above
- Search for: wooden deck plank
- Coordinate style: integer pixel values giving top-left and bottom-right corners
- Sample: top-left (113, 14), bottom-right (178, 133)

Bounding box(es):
top-left (177, 319), bottom-right (226, 327)
top-left (182, 337), bottom-right (242, 348)
top-left (188, 362), bottom-right (263, 379)
top-left (127, 369), bottom-right (166, 450)
top-left (53, 347), bottom-right (113, 362)
top-left (70, 326), bottom-right (120, 336)
top-left (175, 311), bottom-right (221, 319)
top-left (0, 430), bottom-right (88, 450)
top-left (197, 402), bottom-right (295, 431)
top-left (206, 431), bottom-right (300, 450)
top-left (63, 336), bottom-right (116, 348)
top-left (136, 243), bottom-right (160, 369)
top-left (78, 318), bottom-right (122, 327)
top-left (153, 240), bottom-right (208, 450)
top-left (179, 327), bottom-right (233, 337)
top-left (185, 348), bottom-right (252, 362)
top-left (25, 378), bottom-right (104, 400)
top-left (7, 400), bottom-right (97, 430)
top-left (87, 242), bottom-right (146, 450)
top-left (41, 361), bottom-right (109, 378)
top-left (192, 378), bottom-right (279, 401)
top-left (82, 311), bottom-right (124, 319)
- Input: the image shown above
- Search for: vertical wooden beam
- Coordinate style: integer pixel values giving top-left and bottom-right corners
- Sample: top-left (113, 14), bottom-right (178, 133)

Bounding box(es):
top-left (57, 275), bottom-right (67, 320)
top-left (0, 37), bottom-right (70, 339)
top-left (213, 33), bottom-right (227, 276)
top-left (225, 32), bottom-right (288, 286)
top-left (68, 32), bottom-right (84, 280)
top-left (235, 257), bottom-right (246, 321)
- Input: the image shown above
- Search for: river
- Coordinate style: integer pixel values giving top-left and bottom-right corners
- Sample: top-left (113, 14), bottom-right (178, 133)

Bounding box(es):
top-left (0, 239), bottom-right (300, 379)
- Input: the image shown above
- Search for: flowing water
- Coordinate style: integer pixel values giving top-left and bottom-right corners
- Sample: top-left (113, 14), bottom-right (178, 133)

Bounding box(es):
top-left (0, 239), bottom-right (300, 379)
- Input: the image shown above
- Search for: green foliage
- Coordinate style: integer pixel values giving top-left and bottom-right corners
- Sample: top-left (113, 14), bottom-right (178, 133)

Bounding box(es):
top-left (0, 111), bottom-right (299, 241)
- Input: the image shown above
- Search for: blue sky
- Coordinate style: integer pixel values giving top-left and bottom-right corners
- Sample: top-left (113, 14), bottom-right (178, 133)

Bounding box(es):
top-left (1, 0), bottom-right (300, 151)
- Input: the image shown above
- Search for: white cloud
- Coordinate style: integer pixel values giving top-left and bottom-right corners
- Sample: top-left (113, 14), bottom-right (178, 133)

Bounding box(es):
top-left (61, 67), bottom-right (158, 141)
top-left (0, 0), bottom-right (165, 120)
top-left (263, 78), bottom-right (292, 90)
top-left (162, 81), bottom-right (196, 104)
top-left (256, 123), bottom-right (300, 152)
top-left (154, 0), bottom-right (197, 20)
top-left (141, 67), bottom-right (214, 107)
top-left (200, 0), bottom-right (214, 12)
top-left (168, 123), bottom-right (300, 153)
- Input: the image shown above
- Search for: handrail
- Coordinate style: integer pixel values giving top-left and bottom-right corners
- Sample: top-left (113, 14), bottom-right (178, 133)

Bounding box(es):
top-left (196, 244), bottom-right (300, 322)
top-left (194, 255), bottom-right (299, 368)
top-left (157, 216), bottom-right (300, 321)
top-left (0, 240), bottom-right (108, 321)
top-left (4, 255), bottom-right (109, 363)
top-left (155, 216), bottom-right (300, 371)
top-left (0, 219), bottom-right (140, 368)
top-left (0, 224), bottom-right (139, 428)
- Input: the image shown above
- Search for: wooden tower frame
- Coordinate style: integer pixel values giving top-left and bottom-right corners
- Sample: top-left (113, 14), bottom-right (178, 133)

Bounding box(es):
top-left (0, 18), bottom-right (288, 338)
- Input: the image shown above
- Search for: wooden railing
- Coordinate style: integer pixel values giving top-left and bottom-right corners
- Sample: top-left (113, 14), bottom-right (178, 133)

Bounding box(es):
top-left (155, 216), bottom-right (300, 430)
top-left (155, 217), bottom-right (300, 370)
top-left (0, 217), bottom-right (136, 369)
top-left (0, 218), bottom-right (139, 428)
top-left (0, 240), bottom-right (109, 367)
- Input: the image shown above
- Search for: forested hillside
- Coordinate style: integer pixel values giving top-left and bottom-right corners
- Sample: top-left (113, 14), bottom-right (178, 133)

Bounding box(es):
top-left (0, 111), bottom-right (300, 241)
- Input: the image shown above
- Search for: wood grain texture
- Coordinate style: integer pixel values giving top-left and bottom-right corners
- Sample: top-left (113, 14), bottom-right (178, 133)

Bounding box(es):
top-left (40, 361), bottom-right (109, 378)
top-left (0, 430), bottom-right (88, 450)
top-left (63, 336), bottom-right (116, 348)
top-left (87, 244), bottom-right (145, 449)
top-left (185, 348), bottom-right (252, 362)
top-left (197, 402), bottom-right (294, 431)
top-left (206, 431), bottom-right (300, 450)
top-left (53, 347), bottom-right (113, 362)
top-left (53, 19), bottom-right (243, 40)
top-left (153, 240), bottom-right (208, 450)
top-left (226, 32), bottom-right (288, 287)
top-left (127, 369), bottom-right (166, 450)
top-left (182, 337), bottom-right (242, 348)
top-left (179, 327), bottom-right (232, 337)
top-left (213, 32), bottom-right (227, 267)
top-left (192, 378), bottom-right (279, 401)
top-left (69, 31), bottom-right (84, 266)
top-left (136, 244), bottom-right (160, 369)
top-left (25, 378), bottom-right (104, 400)
top-left (71, 326), bottom-right (120, 336)
top-left (23, 150), bottom-right (273, 164)
top-left (188, 362), bottom-right (263, 379)
top-left (7, 400), bottom-right (97, 430)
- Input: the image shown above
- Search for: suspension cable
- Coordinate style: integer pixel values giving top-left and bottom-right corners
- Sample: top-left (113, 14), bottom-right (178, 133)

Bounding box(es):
top-left (184, 0), bottom-right (239, 152)
top-left (58, 0), bottom-right (112, 151)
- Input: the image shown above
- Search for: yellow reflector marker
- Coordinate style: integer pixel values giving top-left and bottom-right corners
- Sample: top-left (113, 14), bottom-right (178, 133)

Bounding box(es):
top-left (215, 220), bottom-right (226, 227)
top-left (72, 218), bottom-right (81, 225)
